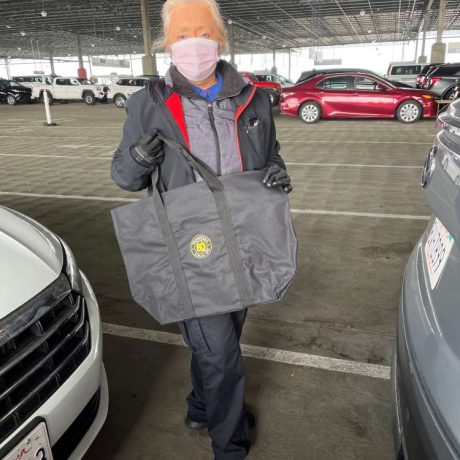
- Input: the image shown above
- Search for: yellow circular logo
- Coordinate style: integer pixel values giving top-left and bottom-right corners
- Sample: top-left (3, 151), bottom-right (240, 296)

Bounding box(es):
top-left (190, 234), bottom-right (212, 259)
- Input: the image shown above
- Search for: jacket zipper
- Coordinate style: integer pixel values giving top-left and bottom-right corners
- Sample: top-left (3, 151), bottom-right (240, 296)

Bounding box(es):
top-left (207, 102), bottom-right (221, 176)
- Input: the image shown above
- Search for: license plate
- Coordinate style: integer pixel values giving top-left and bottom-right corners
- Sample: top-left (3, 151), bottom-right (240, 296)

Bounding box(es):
top-left (3, 422), bottom-right (53, 460)
top-left (424, 218), bottom-right (455, 289)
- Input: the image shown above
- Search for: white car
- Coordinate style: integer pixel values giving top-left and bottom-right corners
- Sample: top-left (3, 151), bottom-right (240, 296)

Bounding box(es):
top-left (108, 77), bottom-right (149, 108)
top-left (11, 75), bottom-right (55, 101)
top-left (385, 62), bottom-right (422, 88)
top-left (0, 206), bottom-right (108, 460)
top-left (51, 77), bottom-right (106, 105)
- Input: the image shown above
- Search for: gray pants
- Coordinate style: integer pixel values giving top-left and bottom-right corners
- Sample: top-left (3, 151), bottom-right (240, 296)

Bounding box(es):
top-left (178, 309), bottom-right (250, 460)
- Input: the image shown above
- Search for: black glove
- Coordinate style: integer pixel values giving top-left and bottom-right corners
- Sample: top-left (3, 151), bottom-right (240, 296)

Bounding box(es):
top-left (262, 164), bottom-right (293, 193)
top-left (129, 133), bottom-right (164, 168)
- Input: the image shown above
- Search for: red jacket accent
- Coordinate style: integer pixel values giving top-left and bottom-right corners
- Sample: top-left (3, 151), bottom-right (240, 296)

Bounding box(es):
top-left (164, 92), bottom-right (191, 150)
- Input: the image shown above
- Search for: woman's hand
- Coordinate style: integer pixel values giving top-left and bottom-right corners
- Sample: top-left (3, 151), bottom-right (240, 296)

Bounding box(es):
top-left (129, 132), bottom-right (164, 168)
top-left (262, 164), bottom-right (293, 193)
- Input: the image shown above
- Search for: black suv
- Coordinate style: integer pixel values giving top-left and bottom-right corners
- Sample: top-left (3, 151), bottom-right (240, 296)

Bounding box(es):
top-left (0, 79), bottom-right (32, 105)
top-left (424, 63), bottom-right (460, 99)
top-left (415, 63), bottom-right (442, 88)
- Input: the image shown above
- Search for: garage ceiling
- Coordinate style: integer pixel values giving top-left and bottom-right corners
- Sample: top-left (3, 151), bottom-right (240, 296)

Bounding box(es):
top-left (0, 0), bottom-right (459, 59)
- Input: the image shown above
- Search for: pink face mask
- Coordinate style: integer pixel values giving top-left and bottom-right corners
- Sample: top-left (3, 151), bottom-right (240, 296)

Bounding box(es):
top-left (170, 37), bottom-right (220, 82)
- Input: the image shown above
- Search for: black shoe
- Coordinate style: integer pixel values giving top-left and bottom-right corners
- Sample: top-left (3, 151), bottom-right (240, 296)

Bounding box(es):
top-left (185, 411), bottom-right (256, 430)
top-left (184, 415), bottom-right (207, 430)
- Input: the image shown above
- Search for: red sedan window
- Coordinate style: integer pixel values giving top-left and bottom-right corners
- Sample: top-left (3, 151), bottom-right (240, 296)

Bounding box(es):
top-left (317, 76), bottom-right (353, 90)
top-left (354, 77), bottom-right (382, 91)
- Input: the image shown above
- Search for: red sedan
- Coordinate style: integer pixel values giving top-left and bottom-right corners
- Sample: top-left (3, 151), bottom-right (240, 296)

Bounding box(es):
top-left (279, 71), bottom-right (437, 124)
top-left (239, 71), bottom-right (282, 105)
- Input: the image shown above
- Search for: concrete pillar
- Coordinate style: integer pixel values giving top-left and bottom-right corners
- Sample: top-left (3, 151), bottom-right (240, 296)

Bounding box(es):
top-left (88, 54), bottom-right (93, 78)
top-left (140, 0), bottom-right (157, 75)
top-left (271, 49), bottom-right (277, 74)
top-left (129, 53), bottom-right (134, 76)
top-left (418, 18), bottom-right (428, 63)
top-left (4, 58), bottom-right (11, 80)
top-left (288, 49), bottom-right (291, 81)
top-left (49, 50), bottom-right (55, 74)
top-left (76, 35), bottom-right (87, 78)
top-left (228, 23), bottom-right (235, 67)
top-left (430, 0), bottom-right (447, 63)
top-left (30, 38), bottom-right (36, 70)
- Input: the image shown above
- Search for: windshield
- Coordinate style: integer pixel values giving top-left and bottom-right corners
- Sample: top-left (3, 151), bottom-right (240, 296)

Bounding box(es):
top-left (380, 76), bottom-right (399, 88)
top-left (77, 78), bottom-right (92, 85)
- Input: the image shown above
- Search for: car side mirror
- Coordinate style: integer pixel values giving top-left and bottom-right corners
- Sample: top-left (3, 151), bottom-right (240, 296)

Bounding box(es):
top-left (379, 85), bottom-right (387, 92)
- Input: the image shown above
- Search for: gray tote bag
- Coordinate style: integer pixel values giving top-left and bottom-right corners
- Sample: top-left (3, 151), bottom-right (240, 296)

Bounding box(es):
top-left (111, 136), bottom-right (297, 325)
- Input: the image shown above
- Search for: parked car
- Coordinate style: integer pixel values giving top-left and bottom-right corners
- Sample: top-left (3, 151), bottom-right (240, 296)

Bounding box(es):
top-left (11, 75), bottom-right (56, 100)
top-left (386, 62), bottom-right (422, 87)
top-left (0, 80), bottom-right (32, 105)
top-left (415, 64), bottom-right (442, 89)
top-left (296, 68), bottom-right (381, 84)
top-left (296, 67), bottom-right (411, 88)
top-left (239, 71), bottom-right (282, 105)
top-left (280, 71), bottom-right (436, 124)
top-left (44, 77), bottom-right (106, 105)
top-left (108, 77), bottom-right (149, 108)
top-left (423, 63), bottom-right (460, 100)
top-left (392, 98), bottom-right (460, 460)
top-left (0, 206), bottom-right (108, 459)
top-left (452, 79), bottom-right (460, 101)
top-left (253, 72), bottom-right (293, 87)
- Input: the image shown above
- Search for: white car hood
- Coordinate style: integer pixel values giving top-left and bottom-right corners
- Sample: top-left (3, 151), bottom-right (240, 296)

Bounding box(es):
top-left (0, 206), bottom-right (63, 318)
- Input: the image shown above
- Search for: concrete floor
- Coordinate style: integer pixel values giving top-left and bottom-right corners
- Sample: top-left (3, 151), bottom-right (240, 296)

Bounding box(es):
top-left (0, 101), bottom-right (437, 459)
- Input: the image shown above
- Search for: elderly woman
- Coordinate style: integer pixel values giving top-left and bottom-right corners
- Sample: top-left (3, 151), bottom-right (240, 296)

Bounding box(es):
top-left (111, 0), bottom-right (291, 458)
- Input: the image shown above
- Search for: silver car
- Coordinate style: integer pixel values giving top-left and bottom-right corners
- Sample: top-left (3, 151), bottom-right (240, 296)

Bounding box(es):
top-left (393, 99), bottom-right (460, 459)
top-left (0, 206), bottom-right (108, 459)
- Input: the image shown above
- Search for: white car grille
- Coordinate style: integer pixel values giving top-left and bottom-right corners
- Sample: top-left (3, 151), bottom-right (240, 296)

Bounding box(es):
top-left (0, 274), bottom-right (90, 443)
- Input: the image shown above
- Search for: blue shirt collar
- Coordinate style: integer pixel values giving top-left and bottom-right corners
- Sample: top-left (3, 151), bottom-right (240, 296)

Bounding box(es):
top-left (189, 72), bottom-right (223, 103)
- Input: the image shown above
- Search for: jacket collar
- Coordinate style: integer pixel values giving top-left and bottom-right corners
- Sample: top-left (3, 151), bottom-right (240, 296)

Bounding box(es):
top-left (165, 59), bottom-right (249, 100)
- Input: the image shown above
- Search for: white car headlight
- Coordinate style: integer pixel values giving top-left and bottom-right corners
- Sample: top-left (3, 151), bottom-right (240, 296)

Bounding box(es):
top-left (60, 238), bottom-right (83, 294)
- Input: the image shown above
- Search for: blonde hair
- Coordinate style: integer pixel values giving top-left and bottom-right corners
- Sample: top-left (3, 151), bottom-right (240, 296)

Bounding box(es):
top-left (153, 0), bottom-right (227, 53)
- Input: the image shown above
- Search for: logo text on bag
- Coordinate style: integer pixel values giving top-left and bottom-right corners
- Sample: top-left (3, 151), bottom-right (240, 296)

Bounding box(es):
top-left (190, 234), bottom-right (213, 259)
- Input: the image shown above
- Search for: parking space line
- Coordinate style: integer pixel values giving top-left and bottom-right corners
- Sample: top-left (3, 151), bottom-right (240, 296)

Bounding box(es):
top-left (102, 322), bottom-right (390, 380)
top-left (0, 191), bottom-right (136, 202)
top-left (0, 135), bottom-right (114, 140)
top-left (291, 208), bottom-right (430, 220)
top-left (0, 153), bottom-right (108, 161)
top-left (0, 191), bottom-right (431, 220)
top-left (285, 162), bottom-right (421, 169)
top-left (277, 127), bottom-right (434, 133)
top-left (282, 140), bottom-right (433, 144)
top-left (55, 144), bottom-right (115, 149)
top-left (0, 154), bottom-right (421, 169)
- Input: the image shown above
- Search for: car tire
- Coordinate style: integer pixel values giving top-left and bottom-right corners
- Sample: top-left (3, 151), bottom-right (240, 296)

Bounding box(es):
top-left (6, 95), bottom-right (16, 106)
top-left (84, 92), bottom-right (96, 105)
top-left (114, 94), bottom-right (126, 108)
top-left (40, 91), bottom-right (54, 105)
top-left (299, 101), bottom-right (321, 124)
top-left (396, 100), bottom-right (422, 123)
top-left (445, 88), bottom-right (456, 100)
